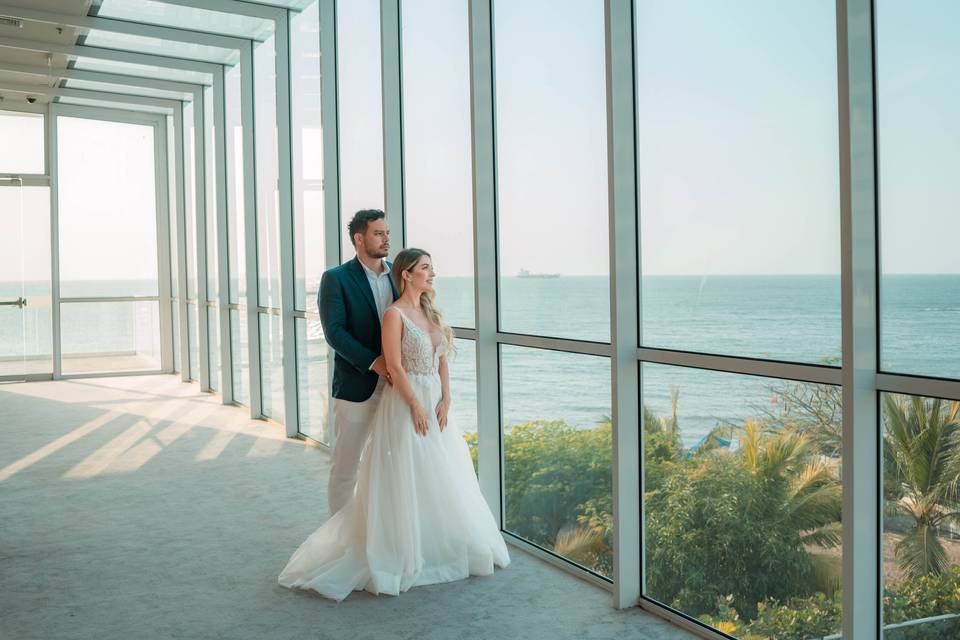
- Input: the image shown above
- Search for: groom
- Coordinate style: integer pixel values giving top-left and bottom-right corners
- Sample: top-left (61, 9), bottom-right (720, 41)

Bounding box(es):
top-left (318, 209), bottom-right (398, 515)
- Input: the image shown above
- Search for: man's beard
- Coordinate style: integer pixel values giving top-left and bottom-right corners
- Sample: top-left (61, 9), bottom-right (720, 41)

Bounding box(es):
top-left (366, 244), bottom-right (389, 258)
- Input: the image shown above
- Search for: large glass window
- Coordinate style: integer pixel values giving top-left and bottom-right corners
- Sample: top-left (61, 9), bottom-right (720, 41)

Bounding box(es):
top-left (260, 313), bottom-right (284, 422)
top-left (337, 0), bottom-right (385, 261)
top-left (0, 110), bottom-right (44, 174)
top-left (500, 346), bottom-right (611, 577)
top-left (494, 0), bottom-right (609, 343)
top-left (188, 303), bottom-right (199, 381)
top-left (881, 392), bottom-right (960, 638)
top-left (61, 301), bottom-right (161, 374)
top-left (208, 307), bottom-right (220, 392)
top-left (292, 0), bottom-right (325, 314)
top-left (0, 185), bottom-right (52, 376)
top-left (642, 363), bottom-right (843, 638)
top-left (167, 114), bottom-right (179, 301)
top-left (57, 116), bottom-right (159, 299)
top-left (401, 0), bottom-right (474, 330)
top-left (166, 114), bottom-right (179, 376)
top-left (255, 36), bottom-right (282, 309)
top-left (450, 337), bottom-right (478, 472)
top-left (296, 315), bottom-right (329, 444)
top-left (183, 102), bottom-right (198, 301)
top-left (226, 64), bottom-right (246, 304)
top-left (877, 0), bottom-right (960, 381)
top-left (635, 1), bottom-right (841, 365)
top-left (225, 63), bottom-right (249, 405)
top-left (204, 87), bottom-right (218, 302)
top-left (231, 308), bottom-right (250, 405)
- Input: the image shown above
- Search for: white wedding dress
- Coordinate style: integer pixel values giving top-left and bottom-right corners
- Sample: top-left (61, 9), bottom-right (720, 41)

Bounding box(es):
top-left (278, 307), bottom-right (510, 601)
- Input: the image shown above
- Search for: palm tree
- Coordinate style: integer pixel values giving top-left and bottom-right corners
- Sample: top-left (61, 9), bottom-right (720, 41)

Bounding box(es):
top-left (883, 394), bottom-right (960, 579)
top-left (738, 419), bottom-right (843, 552)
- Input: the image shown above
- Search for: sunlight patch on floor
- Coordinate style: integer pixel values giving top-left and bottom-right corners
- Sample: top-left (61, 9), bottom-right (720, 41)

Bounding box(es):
top-left (0, 409), bottom-right (124, 482)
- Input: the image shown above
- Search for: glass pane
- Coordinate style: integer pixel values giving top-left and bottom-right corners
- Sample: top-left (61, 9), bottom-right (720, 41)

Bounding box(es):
top-left (0, 110), bottom-right (44, 174)
top-left (204, 86), bottom-right (218, 301)
top-left (167, 114), bottom-right (179, 299)
top-left (0, 185), bottom-right (52, 376)
top-left (61, 300), bottom-right (161, 374)
top-left (97, 0), bottom-right (273, 40)
top-left (61, 78), bottom-right (188, 101)
top-left (73, 57), bottom-right (212, 85)
top-left (188, 303), bottom-right (199, 380)
top-left (171, 301), bottom-right (180, 374)
top-left (451, 338), bottom-right (477, 471)
top-left (642, 363), bottom-right (842, 638)
top-left (881, 392), bottom-right (960, 637)
top-left (337, 0), bottom-right (384, 262)
top-left (226, 64), bottom-right (246, 304)
top-left (82, 30), bottom-right (238, 65)
top-left (494, 0), bottom-right (609, 342)
top-left (208, 306), bottom-right (219, 392)
top-left (296, 316), bottom-right (330, 444)
top-left (231, 308), bottom-right (249, 405)
top-left (184, 103), bottom-right (198, 300)
top-left (292, 2), bottom-right (324, 313)
top-left (500, 345), bottom-right (611, 577)
top-left (255, 37), bottom-right (281, 308)
top-left (57, 116), bottom-right (159, 298)
top-left (636, 1), bottom-right (841, 364)
top-left (401, 0), bottom-right (474, 329)
top-left (260, 313), bottom-right (284, 422)
top-left (877, 1), bottom-right (960, 381)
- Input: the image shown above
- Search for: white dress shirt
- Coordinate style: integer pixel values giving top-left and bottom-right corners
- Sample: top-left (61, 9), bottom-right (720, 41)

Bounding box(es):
top-left (360, 258), bottom-right (393, 324)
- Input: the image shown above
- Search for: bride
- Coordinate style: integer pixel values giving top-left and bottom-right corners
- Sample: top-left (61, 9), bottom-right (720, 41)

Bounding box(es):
top-left (279, 248), bottom-right (510, 601)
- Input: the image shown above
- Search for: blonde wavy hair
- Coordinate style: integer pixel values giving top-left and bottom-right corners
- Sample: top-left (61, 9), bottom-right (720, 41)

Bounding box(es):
top-left (391, 248), bottom-right (456, 353)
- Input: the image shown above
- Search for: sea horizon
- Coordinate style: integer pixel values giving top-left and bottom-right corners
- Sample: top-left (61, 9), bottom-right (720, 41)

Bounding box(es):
top-left (3, 274), bottom-right (958, 446)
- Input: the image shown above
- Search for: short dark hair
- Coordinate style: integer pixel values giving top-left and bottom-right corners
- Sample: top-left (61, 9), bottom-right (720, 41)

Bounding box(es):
top-left (347, 209), bottom-right (385, 245)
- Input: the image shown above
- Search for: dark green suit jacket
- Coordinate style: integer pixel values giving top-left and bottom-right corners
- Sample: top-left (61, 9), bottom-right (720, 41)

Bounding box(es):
top-left (318, 257), bottom-right (398, 402)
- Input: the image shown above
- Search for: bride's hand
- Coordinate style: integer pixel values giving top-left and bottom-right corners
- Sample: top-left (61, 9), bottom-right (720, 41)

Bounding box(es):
top-left (435, 397), bottom-right (450, 431)
top-left (411, 402), bottom-right (429, 437)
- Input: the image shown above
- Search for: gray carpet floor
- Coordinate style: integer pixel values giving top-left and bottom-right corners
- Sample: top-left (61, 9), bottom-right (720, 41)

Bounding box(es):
top-left (0, 375), bottom-right (696, 640)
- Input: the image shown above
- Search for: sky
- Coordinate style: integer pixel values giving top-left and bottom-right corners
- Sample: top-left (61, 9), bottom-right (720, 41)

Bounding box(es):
top-left (2, 0), bottom-right (958, 285)
top-left (334, 0), bottom-right (959, 277)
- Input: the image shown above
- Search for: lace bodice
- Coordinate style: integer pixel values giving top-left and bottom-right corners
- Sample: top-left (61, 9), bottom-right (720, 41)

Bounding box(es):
top-left (390, 307), bottom-right (447, 376)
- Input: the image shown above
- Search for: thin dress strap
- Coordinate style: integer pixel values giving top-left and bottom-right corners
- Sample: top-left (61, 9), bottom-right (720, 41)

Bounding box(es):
top-left (387, 306), bottom-right (440, 351)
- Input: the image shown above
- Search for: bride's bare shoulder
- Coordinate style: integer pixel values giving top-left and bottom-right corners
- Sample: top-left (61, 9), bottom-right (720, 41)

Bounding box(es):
top-left (383, 305), bottom-right (406, 326)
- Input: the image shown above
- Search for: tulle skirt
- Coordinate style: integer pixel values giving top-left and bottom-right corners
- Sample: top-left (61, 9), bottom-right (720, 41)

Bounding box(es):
top-left (278, 372), bottom-right (510, 601)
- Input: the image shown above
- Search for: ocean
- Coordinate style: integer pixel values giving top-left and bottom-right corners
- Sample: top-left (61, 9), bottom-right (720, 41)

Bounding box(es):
top-left (3, 275), bottom-right (958, 447)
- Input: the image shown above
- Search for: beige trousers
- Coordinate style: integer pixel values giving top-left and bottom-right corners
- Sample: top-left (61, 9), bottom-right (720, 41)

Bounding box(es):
top-left (327, 379), bottom-right (384, 515)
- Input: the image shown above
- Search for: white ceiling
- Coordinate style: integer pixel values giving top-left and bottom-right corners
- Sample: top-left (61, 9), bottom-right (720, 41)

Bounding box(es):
top-left (0, 1), bottom-right (94, 105)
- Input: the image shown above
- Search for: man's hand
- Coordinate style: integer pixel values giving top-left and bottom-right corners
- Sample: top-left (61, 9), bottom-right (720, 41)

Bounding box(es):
top-left (371, 356), bottom-right (392, 384)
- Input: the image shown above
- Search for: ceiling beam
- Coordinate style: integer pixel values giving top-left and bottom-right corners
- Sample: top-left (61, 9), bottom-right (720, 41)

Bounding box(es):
top-left (145, 0), bottom-right (285, 23)
top-left (0, 61), bottom-right (200, 96)
top-left (0, 35), bottom-right (219, 80)
top-left (0, 80), bottom-right (179, 112)
top-left (0, 3), bottom-right (248, 54)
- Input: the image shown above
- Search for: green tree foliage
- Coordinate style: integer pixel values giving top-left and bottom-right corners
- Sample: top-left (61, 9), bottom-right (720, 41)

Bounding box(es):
top-left (644, 422), bottom-right (841, 619)
top-left (503, 420), bottom-right (612, 573)
top-left (464, 421), bottom-right (614, 575)
top-left (883, 394), bottom-right (960, 580)
top-left (462, 390), bottom-right (960, 636)
top-left (701, 567), bottom-right (960, 640)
